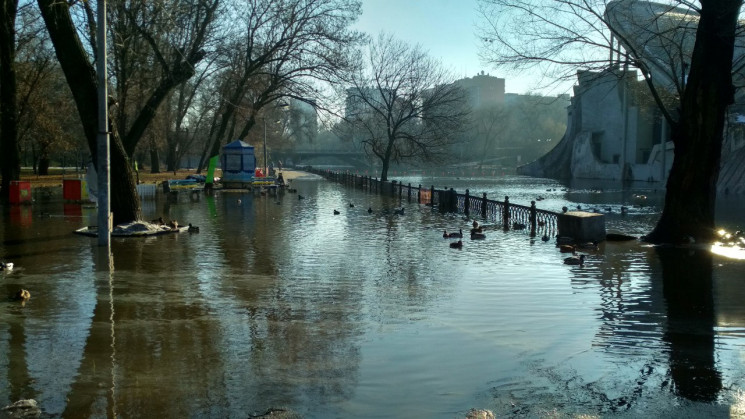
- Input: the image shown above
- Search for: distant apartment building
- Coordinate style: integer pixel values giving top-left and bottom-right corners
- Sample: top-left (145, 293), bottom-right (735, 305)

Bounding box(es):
top-left (344, 87), bottom-right (390, 119)
top-left (288, 99), bottom-right (318, 145)
top-left (454, 71), bottom-right (505, 109)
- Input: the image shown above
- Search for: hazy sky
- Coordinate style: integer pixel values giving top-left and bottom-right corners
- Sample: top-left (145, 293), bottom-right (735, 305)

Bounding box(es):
top-left (352, 0), bottom-right (553, 94)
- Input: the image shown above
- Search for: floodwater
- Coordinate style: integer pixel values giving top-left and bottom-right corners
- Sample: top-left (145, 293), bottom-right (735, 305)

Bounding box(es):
top-left (1, 172), bottom-right (745, 418)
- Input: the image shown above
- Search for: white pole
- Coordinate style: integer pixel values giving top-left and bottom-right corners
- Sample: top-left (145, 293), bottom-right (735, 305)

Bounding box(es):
top-left (97, 0), bottom-right (110, 247)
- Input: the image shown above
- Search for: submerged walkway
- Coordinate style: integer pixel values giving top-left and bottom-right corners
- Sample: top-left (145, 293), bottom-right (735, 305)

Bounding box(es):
top-left (304, 167), bottom-right (562, 239)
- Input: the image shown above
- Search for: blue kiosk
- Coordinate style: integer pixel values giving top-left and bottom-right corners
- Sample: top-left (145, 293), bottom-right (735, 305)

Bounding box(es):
top-left (221, 140), bottom-right (256, 188)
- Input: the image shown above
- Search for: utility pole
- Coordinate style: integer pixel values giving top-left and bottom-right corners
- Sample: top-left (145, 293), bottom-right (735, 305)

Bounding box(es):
top-left (263, 118), bottom-right (267, 176)
top-left (97, 0), bottom-right (111, 247)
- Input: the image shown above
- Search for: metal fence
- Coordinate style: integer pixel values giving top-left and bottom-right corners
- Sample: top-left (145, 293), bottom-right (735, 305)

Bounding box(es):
top-left (306, 168), bottom-right (560, 238)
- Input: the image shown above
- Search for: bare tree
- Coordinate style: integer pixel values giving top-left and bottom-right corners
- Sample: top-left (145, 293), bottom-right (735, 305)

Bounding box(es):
top-left (342, 33), bottom-right (470, 181)
top-left (13, 6), bottom-right (87, 175)
top-left (468, 104), bottom-right (508, 168)
top-left (198, 0), bottom-right (363, 176)
top-left (37, 0), bottom-right (219, 224)
top-left (477, 0), bottom-right (742, 244)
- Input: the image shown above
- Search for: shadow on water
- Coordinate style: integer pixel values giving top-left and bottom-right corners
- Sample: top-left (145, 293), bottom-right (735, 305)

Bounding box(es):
top-left (656, 246), bottom-right (722, 402)
top-left (58, 247), bottom-right (115, 418)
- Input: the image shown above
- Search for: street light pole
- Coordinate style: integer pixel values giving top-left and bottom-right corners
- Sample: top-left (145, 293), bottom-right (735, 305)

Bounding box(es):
top-left (96, 0), bottom-right (110, 248)
top-left (263, 118), bottom-right (267, 176)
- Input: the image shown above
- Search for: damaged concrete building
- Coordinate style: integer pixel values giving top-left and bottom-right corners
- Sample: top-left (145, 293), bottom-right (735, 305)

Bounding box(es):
top-left (517, 0), bottom-right (745, 194)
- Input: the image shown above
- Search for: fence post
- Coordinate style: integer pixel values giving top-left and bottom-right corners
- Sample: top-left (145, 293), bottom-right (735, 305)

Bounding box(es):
top-left (481, 193), bottom-right (487, 218)
top-left (399, 181), bottom-right (403, 199)
top-left (464, 189), bottom-right (470, 216)
top-left (503, 196), bottom-right (510, 229)
top-left (530, 201), bottom-right (537, 237)
top-left (418, 184), bottom-right (422, 204)
top-left (408, 183), bottom-right (412, 202)
top-left (449, 188), bottom-right (457, 213)
top-left (430, 185), bottom-right (435, 207)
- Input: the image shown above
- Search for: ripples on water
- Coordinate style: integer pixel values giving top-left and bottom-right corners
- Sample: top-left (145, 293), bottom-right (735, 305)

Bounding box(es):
top-left (1, 174), bottom-right (744, 417)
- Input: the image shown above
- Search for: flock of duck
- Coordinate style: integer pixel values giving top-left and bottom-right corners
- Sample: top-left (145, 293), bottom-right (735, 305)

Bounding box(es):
top-left (443, 219), bottom-right (597, 267)
top-left (332, 203), bottom-right (405, 216)
top-left (151, 216), bottom-right (200, 233)
top-left (445, 220), bottom-right (488, 249)
top-left (558, 240), bottom-right (599, 266)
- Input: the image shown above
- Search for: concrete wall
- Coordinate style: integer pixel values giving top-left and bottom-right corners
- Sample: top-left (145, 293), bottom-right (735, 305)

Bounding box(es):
top-left (519, 68), bottom-right (672, 183)
top-left (571, 131), bottom-right (623, 180)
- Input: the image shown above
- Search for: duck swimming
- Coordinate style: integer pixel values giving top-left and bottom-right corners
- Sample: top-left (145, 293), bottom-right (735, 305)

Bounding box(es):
top-left (564, 254), bottom-right (586, 266)
top-left (444, 229), bottom-right (463, 238)
top-left (449, 240), bottom-right (463, 249)
top-left (12, 289), bottom-right (30, 301)
top-left (471, 231), bottom-right (486, 240)
top-left (1, 262), bottom-right (13, 271)
top-left (576, 241), bottom-right (599, 251)
top-left (559, 245), bottom-right (575, 253)
top-left (333, 209), bottom-right (340, 215)
top-left (188, 223), bottom-right (200, 233)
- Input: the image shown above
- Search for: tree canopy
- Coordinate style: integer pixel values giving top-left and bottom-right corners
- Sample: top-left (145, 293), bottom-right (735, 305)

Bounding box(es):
top-left (477, 0), bottom-right (743, 244)
top-left (341, 33), bottom-right (470, 181)
top-left (17, 0), bottom-right (362, 222)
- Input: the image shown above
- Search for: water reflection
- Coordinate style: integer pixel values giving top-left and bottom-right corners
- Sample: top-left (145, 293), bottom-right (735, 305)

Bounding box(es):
top-left (1, 176), bottom-right (745, 417)
top-left (657, 247), bottom-right (721, 402)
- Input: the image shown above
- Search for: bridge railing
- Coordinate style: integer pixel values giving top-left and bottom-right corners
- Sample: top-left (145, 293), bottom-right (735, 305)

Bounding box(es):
top-left (303, 167), bottom-right (559, 237)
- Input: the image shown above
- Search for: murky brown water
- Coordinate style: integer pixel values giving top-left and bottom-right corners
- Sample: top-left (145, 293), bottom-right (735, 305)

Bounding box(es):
top-left (1, 173), bottom-right (745, 418)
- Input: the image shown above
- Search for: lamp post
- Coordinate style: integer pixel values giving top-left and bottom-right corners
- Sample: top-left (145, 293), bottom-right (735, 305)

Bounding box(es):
top-left (262, 102), bottom-right (289, 177)
top-left (263, 118), bottom-right (267, 177)
top-left (96, 0), bottom-right (110, 248)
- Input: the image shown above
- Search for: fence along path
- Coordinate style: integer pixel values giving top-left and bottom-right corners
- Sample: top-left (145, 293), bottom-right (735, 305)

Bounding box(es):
top-left (306, 168), bottom-right (560, 239)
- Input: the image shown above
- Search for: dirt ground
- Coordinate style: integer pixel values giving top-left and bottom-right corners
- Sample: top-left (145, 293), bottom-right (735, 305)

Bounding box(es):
top-left (19, 168), bottom-right (308, 188)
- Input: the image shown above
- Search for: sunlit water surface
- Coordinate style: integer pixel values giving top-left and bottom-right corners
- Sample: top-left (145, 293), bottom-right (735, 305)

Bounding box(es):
top-left (1, 173), bottom-right (745, 418)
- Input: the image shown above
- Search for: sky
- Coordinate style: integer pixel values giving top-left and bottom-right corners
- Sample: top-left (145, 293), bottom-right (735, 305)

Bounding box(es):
top-left (351, 0), bottom-right (562, 95)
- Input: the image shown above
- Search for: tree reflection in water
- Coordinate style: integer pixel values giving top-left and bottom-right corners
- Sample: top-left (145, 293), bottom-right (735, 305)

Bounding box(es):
top-left (657, 246), bottom-right (722, 402)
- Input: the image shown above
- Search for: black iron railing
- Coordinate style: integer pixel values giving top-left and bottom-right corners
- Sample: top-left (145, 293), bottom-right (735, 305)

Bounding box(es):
top-left (304, 168), bottom-right (560, 238)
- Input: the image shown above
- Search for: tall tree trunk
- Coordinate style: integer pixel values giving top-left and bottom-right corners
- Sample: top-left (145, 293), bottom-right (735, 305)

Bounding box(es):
top-left (150, 146), bottom-right (161, 174)
top-left (38, 157), bottom-right (49, 176)
top-left (165, 147), bottom-right (177, 172)
top-left (38, 0), bottom-right (141, 224)
top-left (379, 136), bottom-right (395, 182)
top-left (0, 0), bottom-right (20, 202)
top-left (645, 0), bottom-right (741, 244)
